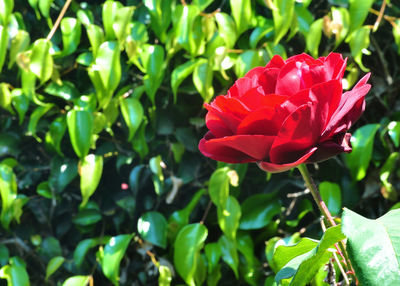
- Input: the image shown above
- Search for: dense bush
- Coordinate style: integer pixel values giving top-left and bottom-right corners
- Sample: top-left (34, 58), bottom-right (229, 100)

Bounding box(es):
top-left (0, 0), bottom-right (399, 285)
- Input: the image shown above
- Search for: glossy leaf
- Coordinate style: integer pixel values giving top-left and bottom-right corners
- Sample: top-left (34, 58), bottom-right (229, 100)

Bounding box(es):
top-left (0, 25), bottom-right (8, 72)
top-left (99, 234), bottom-right (133, 285)
top-left (319, 181), bottom-right (342, 216)
top-left (73, 209), bottom-right (102, 226)
top-left (80, 154), bottom-right (103, 207)
top-left (140, 44), bottom-right (164, 104)
top-left (174, 5), bottom-right (201, 54)
top-left (0, 0), bottom-right (13, 26)
top-left (138, 211), bottom-right (168, 248)
top-left (349, 26), bottom-right (370, 71)
top-left (73, 238), bottom-right (107, 268)
top-left (49, 157), bottom-right (78, 193)
top-left (0, 257), bottom-right (30, 286)
top-left (217, 196), bottom-right (241, 240)
top-left (205, 243), bottom-right (221, 274)
top-left (345, 124), bottom-right (380, 181)
top-left (193, 58), bottom-right (213, 102)
top-left (29, 38), bottom-right (53, 83)
top-left (219, 235), bottom-right (239, 278)
top-left (348, 0), bottom-right (374, 33)
top-left (120, 97), bottom-right (143, 141)
top-left (60, 18), bottom-right (81, 56)
top-left (235, 50), bottom-right (267, 78)
top-left (239, 193), bottom-right (281, 230)
top-left (230, 0), bottom-right (252, 36)
top-left (45, 116), bottom-right (66, 155)
top-left (306, 18), bottom-right (323, 58)
top-left (113, 6), bottom-right (134, 45)
top-left (0, 164), bottom-right (17, 229)
top-left (215, 12), bottom-right (237, 48)
top-left (45, 81), bottom-right (80, 101)
top-left (67, 110), bottom-right (93, 158)
top-left (174, 224), bottom-right (208, 286)
top-left (275, 225), bottom-right (345, 284)
top-left (342, 208), bottom-right (400, 285)
top-left (86, 24), bottom-right (104, 58)
top-left (8, 30), bottom-right (30, 69)
top-left (45, 256), bottom-right (65, 281)
top-left (144, 0), bottom-right (172, 42)
top-left (102, 0), bottom-right (122, 40)
top-left (209, 167), bottom-right (230, 208)
top-left (158, 265), bottom-right (172, 286)
top-left (62, 276), bottom-right (90, 286)
top-left (171, 60), bottom-right (198, 102)
top-left (388, 121), bottom-right (400, 148)
top-left (273, 0), bottom-right (295, 44)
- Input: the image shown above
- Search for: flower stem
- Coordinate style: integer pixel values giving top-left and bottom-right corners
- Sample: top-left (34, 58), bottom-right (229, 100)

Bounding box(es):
top-left (297, 164), bottom-right (356, 283)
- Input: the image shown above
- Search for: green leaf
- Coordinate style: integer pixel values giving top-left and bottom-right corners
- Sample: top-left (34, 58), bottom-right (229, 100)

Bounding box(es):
top-left (138, 211), bottom-right (168, 248)
top-left (49, 157), bottom-right (78, 193)
top-left (8, 30), bottom-right (30, 69)
top-left (219, 235), bottom-right (239, 278)
top-left (80, 154), bottom-right (103, 207)
top-left (0, 25), bottom-right (8, 72)
top-left (275, 225), bottom-right (345, 284)
top-left (10, 89), bottom-right (29, 125)
top-left (273, 0), bottom-right (295, 44)
top-left (29, 38), bottom-right (53, 84)
top-left (45, 116), bottom-right (66, 156)
top-left (331, 7), bottom-right (350, 47)
top-left (217, 196), bottom-right (241, 241)
top-left (36, 181), bottom-right (52, 199)
top-left (306, 18), bottom-right (323, 58)
top-left (345, 123), bottom-right (380, 181)
top-left (380, 152), bottom-right (399, 201)
top-left (45, 256), bottom-right (64, 281)
top-left (209, 167), bottom-right (230, 208)
top-left (348, 0), bottom-right (374, 33)
top-left (86, 24), bottom-right (104, 58)
top-left (27, 104), bottom-right (52, 140)
top-left (215, 12), bottom-right (237, 48)
top-left (174, 5), bottom-right (201, 54)
top-left (0, 83), bottom-right (12, 112)
top-left (0, 257), bottom-right (30, 286)
top-left (348, 26), bottom-right (370, 71)
top-left (171, 60), bottom-right (198, 102)
top-left (342, 208), bottom-right (400, 285)
top-left (249, 24), bottom-right (273, 49)
top-left (73, 209), bottom-right (102, 226)
top-left (144, 0), bottom-right (172, 42)
top-left (102, 0), bottom-right (122, 40)
top-left (44, 81), bottom-right (80, 101)
top-left (38, 0), bottom-right (53, 19)
top-left (205, 243), bottom-right (221, 274)
top-left (295, 5), bottom-right (314, 35)
top-left (0, 0), bottom-right (13, 26)
top-left (193, 58), bottom-right (213, 102)
top-left (0, 164), bottom-right (17, 229)
top-left (99, 234), bottom-right (133, 285)
top-left (88, 41), bottom-right (121, 108)
top-left (62, 276), bottom-right (90, 286)
top-left (158, 265), bottom-right (172, 286)
top-left (230, 0), bottom-right (252, 36)
top-left (388, 121), bottom-right (400, 148)
top-left (77, 9), bottom-right (93, 26)
top-left (239, 193), bottom-right (281, 230)
top-left (73, 238), bottom-right (105, 268)
top-left (132, 118), bottom-right (149, 159)
top-left (120, 97), bottom-right (143, 141)
top-left (174, 224), bottom-right (208, 286)
top-left (319, 181), bottom-right (342, 216)
top-left (140, 44), bottom-right (164, 105)
top-left (60, 17), bottom-right (81, 56)
top-left (113, 6), bottom-right (134, 45)
top-left (67, 109), bottom-right (93, 158)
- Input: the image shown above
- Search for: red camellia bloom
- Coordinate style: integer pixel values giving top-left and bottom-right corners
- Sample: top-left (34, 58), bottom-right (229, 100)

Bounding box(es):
top-left (198, 53), bottom-right (371, 173)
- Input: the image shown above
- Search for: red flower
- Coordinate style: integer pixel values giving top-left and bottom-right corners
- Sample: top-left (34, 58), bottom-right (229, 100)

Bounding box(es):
top-left (199, 53), bottom-right (371, 173)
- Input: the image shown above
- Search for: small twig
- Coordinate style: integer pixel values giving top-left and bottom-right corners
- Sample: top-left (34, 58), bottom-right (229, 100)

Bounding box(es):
top-left (46, 0), bottom-right (73, 41)
top-left (287, 188), bottom-right (310, 198)
top-left (373, 0), bottom-right (387, 31)
top-left (200, 200), bottom-right (213, 224)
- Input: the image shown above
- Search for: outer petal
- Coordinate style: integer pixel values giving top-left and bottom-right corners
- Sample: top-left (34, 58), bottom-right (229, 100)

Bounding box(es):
top-left (285, 53), bottom-right (316, 64)
top-left (323, 53), bottom-right (347, 80)
top-left (265, 54), bottom-right (285, 68)
top-left (270, 104), bottom-right (322, 164)
top-left (199, 133), bottom-right (274, 163)
top-left (205, 111), bottom-right (233, 138)
top-left (308, 133), bottom-right (352, 163)
top-left (257, 147), bottom-right (317, 173)
top-left (322, 73), bottom-right (371, 138)
top-left (237, 106), bottom-right (284, 136)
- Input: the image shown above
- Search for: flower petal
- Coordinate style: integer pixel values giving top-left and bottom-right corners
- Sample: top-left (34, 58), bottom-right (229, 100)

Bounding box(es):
top-left (270, 104), bottom-right (322, 164)
top-left (265, 54), bottom-right (285, 68)
top-left (257, 147), bottom-right (317, 173)
top-left (307, 133), bottom-right (352, 162)
top-left (205, 111), bottom-right (233, 138)
top-left (199, 134), bottom-right (275, 163)
top-left (275, 61), bottom-right (301, 96)
top-left (323, 53), bottom-right (347, 80)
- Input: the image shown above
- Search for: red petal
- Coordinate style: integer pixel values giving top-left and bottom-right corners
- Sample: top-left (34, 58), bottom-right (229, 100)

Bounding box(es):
top-left (285, 53), bottom-right (315, 64)
top-left (275, 61), bottom-right (301, 96)
top-left (199, 134), bottom-right (274, 163)
top-left (322, 74), bottom-right (371, 138)
top-left (308, 133), bottom-right (352, 162)
top-left (257, 147), bottom-right (317, 173)
top-left (236, 107), bottom-right (282, 136)
top-left (270, 104), bottom-right (321, 164)
top-left (265, 55), bottom-right (285, 68)
top-left (205, 111), bottom-right (233, 138)
top-left (323, 53), bottom-right (347, 80)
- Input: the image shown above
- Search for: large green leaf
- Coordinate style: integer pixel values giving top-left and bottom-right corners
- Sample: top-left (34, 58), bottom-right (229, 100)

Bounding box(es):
top-left (208, 167), bottom-right (230, 209)
top-left (45, 256), bottom-right (65, 281)
top-left (273, 0), bottom-right (295, 44)
top-left (348, 0), bottom-right (375, 33)
top-left (319, 181), bottom-right (342, 216)
top-left (345, 123), bottom-right (380, 181)
top-left (0, 0), bottom-right (13, 26)
top-left (80, 154), bottom-right (103, 207)
top-left (348, 26), bottom-right (370, 71)
top-left (99, 234), bottom-right (133, 286)
top-left (275, 225), bottom-right (345, 285)
top-left (0, 24), bottom-right (8, 72)
top-left (174, 224), bottom-right (208, 286)
top-left (113, 6), bottom-right (134, 45)
top-left (62, 276), bottom-right (90, 286)
top-left (0, 257), bottom-right (30, 286)
top-left (102, 0), bottom-right (122, 40)
top-left (306, 18), bottom-right (323, 58)
top-left (171, 59), bottom-right (199, 102)
top-left (138, 211), bottom-right (168, 248)
top-left (8, 30), bottom-right (30, 69)
top-left (49, 157), bottom-right (78, 193)
top-left (174, 5), bottom-right (201, 55)
top-left (230, 0), bottom-right (252, 36)
top-left (239, 193), bottom-right (281, 230)
top-left (0, 164), bottom-right (17, 229)
top-left (144, 0), bottom-right (172, 42)
top-left (214, 12), bottom-right (237, 48)
top-left (217, 196), bottom-right (241, 241)
top-left (219, 235), bottom-right (239, 278)
top-left (120, 97), bottom-right (143, 141)
top-left (29, 38), bottom-right (53, 84)
top-left (342, 208), bottom-right (400, 285)
top-left (67, 110), bottom-right (93, 158)
top-left (60, 17), bottom-right (81, 56)
top-left (140, 44), bottom-right (164, 104)
top-left (193, 58), bottom-right (213, 102)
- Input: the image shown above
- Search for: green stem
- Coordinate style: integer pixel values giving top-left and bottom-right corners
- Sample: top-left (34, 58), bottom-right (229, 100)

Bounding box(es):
top-left (297, 164), bottom-right (356, 284)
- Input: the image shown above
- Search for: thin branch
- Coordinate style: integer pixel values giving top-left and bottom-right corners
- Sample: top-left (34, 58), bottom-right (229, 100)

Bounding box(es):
top-left (373, 0), bottom-right (387, 31)
top-left (46, 0), bottom-right (73, 41)
top-left (200, 200), bottom-right (213, 224)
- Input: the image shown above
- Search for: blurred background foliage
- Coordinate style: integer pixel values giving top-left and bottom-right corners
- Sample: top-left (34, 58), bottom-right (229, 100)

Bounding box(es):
top-left (0, 0), bottom-right (399, 285)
